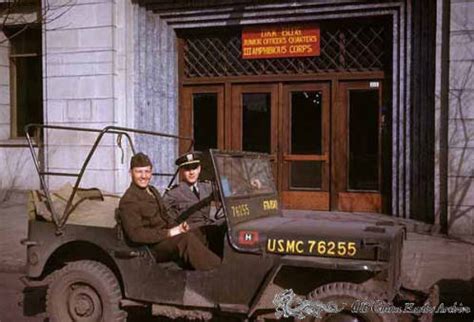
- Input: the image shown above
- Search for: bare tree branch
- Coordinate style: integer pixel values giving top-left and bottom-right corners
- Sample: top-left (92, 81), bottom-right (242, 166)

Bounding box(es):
top-left (0, 0), bottom-right (77, 44)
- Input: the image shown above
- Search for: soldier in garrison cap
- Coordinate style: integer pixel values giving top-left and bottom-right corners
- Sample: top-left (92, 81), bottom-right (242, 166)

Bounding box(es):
top-left (118, 152), bottom-right (220, 271)
top-left (163, 152), bottom-right (214, 229)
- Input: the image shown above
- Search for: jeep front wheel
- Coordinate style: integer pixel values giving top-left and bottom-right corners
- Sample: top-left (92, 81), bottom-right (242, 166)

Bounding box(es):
top-left (46, 260), bottom-right (126, 322)
top-left (305, 282), bottom-right (396, 322)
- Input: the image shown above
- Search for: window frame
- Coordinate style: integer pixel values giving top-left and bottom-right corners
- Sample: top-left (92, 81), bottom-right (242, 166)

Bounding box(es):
top-left (5, 23), bottom-right (43, 139)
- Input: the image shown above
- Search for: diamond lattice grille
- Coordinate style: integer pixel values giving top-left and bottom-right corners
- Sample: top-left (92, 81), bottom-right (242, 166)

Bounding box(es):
top-left (183, 23), bottom-right (388, 78)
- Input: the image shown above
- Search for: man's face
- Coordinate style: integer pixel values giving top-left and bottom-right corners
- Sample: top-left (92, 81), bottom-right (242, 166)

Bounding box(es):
top-left (181, 164), bottom-right (201, 185)
top-left (131, 166), bottom-right (152, 188)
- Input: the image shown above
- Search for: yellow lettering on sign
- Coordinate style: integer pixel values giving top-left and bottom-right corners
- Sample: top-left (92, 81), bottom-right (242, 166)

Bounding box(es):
top-left (282, 29), bottom-right (302, 37)
top-left (288, 35), bottom-right (318, 44)
top-left (277, 239), bottom-right (285, 252)
top-left (243, 38), bottom-right (262, 46)
top-left (261, 31), bottom-right (277, 37)
top-left (231, 204), bottom-right (250, 217)
top-left (308, 240), bottom-right (316, 253)
top-left (263, 199), bottom-right (278, 210)
top-left (327, 241), bottom-right (336, 255)
top-left (347, 242), bottom-right (357, 256)
top-left (267, 239), bottom-right (276, 252)
top-left (289, 44), bottom-right (312, 54)
top-left (337, 242), bottom-right (347, 256)
top-left (295, 241), bottom-right (304, 253)
top-left (307, 240), bottom-right (358, 257)
top-left (266, 239), bottom-right (359, 257)
top-left (242, 25), bottom-right (320, 59)
top-left (262, 37), bottom-right (287, 45)
top-left (249, 46), bottom-right (287, 56)
top-left (286, 240), bottom-right (296, 253)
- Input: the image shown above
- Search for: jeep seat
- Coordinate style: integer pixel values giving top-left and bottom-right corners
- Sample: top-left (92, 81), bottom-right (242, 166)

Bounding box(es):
top-left (114, 209), bottom-right (182, 270)
top-left (114, 209), bottom-right (156, 258)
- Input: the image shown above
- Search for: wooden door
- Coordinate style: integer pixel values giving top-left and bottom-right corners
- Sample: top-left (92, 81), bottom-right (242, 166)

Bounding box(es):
top-left (181, 85), bottom-right (225, 154)
top-left (230, 84), bottom-right (278, 156)
top-left (181, 80), bottom-right (385, 213)
top-left (281, 83), bottom-right (331, 210)
top-left (333, 81), bottom-right (383, 212)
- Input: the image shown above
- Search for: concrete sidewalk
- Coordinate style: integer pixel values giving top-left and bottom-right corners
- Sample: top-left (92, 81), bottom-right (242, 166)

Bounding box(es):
top-left (0, 192), bottom-right (29, 273)
top-left (1, 194), bottom-right (473, 320)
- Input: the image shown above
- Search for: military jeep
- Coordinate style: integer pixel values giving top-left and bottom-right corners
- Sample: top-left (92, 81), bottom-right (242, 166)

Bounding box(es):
top-left (21, 124), bottom-right (436, 322)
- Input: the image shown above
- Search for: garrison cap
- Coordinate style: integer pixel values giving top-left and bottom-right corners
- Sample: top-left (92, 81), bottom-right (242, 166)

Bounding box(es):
top-left (130, 152), bottom-right (152, 169)
top-left (175, 152), bottom-right (202, 168)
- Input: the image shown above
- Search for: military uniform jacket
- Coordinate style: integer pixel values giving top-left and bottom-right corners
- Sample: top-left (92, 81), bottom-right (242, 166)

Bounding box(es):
top-left (163, 181), bottom-right (213, 228)
top-left (118, 183), bottom-right (172, 244)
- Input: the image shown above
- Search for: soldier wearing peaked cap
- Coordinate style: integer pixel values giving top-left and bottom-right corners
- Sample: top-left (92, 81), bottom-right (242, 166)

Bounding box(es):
top-left (175, 152), bottom-right (202, 168)
top-left (163, 152), bottom-right (214, 229)
top-left (118, 152), bottom-right (220, 270)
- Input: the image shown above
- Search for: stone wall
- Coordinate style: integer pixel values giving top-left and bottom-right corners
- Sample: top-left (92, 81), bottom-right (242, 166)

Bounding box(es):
top-left (42, 0), bottom-right (179, 194)
top-left (0, 31), bottom-right (9, 140)
top-left (132, 6), bottom-right (179, 190)
top-left (0, 0), bottom-right (179, 196)
top-left (447, 0), bottom-right (474, 236)
top-left (43, 0), bottom-right (133, 194)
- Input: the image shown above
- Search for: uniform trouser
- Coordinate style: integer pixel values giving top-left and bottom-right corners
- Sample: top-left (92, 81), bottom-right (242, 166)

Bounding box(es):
top-left (151, 232), bottom-right (220, 271)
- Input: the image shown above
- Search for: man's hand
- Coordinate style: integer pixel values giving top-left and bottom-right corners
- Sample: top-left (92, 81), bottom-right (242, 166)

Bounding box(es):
top-left (250, 178), bottom-right (262, 190)
top-left (168, 221), bottom-right (189, 237)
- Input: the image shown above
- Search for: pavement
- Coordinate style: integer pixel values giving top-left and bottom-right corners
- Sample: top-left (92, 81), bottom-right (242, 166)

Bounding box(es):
top-left (1, 193), bottom-right (473, 321)
top-left (0, 192), bottom-right (31, 273)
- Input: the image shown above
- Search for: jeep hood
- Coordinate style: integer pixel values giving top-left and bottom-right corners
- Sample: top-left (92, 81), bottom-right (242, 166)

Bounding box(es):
top-left (231, 215), bottom-right (405, 262)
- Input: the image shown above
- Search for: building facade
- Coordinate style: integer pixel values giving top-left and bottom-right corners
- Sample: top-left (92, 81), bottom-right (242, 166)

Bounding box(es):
top-left (0, 0), bottom-right (472, 237)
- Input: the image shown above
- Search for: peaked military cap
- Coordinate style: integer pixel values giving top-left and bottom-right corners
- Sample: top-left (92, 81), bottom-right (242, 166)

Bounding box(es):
top-left (130, 152), bottom-right (152, 169)
top-left (175, 152), bottom-right (202, 168)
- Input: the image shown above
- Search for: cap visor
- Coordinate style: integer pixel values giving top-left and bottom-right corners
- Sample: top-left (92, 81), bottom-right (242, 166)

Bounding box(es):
top-left (179, 160), bottom-right (200, 167)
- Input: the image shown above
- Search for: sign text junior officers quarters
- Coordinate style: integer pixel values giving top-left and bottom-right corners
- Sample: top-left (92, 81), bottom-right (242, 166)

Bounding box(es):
top-left (242, 24), bottom-right (320, 59)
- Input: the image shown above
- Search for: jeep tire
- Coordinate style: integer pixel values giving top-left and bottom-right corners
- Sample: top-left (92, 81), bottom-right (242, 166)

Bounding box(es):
top-left (305, 282), bottom-right (396, 322)
top-left (46, 260), bottom-right (126, 322)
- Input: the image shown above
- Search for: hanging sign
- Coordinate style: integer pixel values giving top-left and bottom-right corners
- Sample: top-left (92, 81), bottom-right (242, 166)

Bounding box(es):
top-left (242, 24), bottom-right (320, 59)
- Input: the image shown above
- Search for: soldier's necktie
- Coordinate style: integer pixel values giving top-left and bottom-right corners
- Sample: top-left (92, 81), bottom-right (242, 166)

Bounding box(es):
top-left (192, 185), bottom-right (200, 200)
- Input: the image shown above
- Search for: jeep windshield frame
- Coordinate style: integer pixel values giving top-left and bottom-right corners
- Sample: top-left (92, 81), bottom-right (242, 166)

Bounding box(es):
top-left (209, 149), bottom-right (282, 227)
top-left (25, 124), bottom-right (193, 232)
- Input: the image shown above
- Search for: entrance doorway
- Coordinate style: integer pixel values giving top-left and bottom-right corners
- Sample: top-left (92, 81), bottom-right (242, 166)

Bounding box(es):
top-left (181, 79), bottom-right (385, 213)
